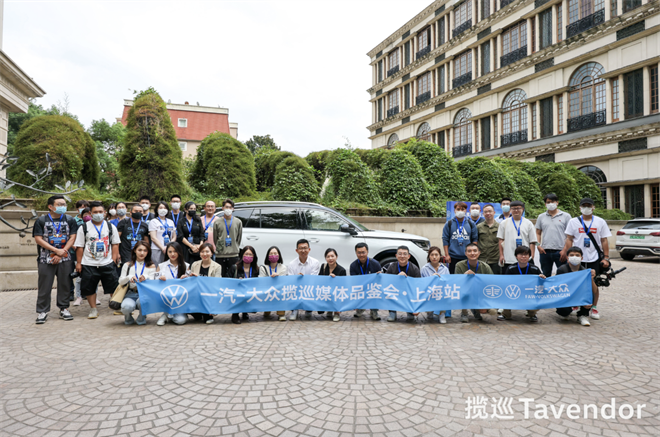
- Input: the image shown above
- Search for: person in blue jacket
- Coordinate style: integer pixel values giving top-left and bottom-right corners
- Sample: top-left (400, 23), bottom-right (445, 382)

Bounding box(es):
top-left (442, 201), bottom-right (479, 274)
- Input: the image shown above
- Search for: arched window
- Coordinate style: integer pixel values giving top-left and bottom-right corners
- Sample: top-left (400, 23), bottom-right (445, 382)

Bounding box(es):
top-left (453, 109), bottom-right (472, 157)
top-left (579, 165), bottom-right (607, 204)
top-left (568, 62), bottom-right (606, 131)
top-left (416, 123), bottom-right (431, 141)
top-left (387, 133), bottom-right (399, 146)
top-left (501, 89), bottom-right (528, 147)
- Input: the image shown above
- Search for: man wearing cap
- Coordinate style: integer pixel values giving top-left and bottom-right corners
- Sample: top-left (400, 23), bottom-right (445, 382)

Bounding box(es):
top-left (497, 200), bottom-right (538, 273)
top-left (562, 198), bottom-right (611, 320)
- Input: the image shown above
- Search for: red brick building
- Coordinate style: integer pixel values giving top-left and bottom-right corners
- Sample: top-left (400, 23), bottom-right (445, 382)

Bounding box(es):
top-left (119, 100), bottom-right (238, 158)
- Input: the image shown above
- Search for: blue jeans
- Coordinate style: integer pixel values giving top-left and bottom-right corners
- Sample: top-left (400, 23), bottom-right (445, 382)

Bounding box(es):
top-left (540, 250), bottom-right (563, 277)
top-left (121, 291), bottom-right (146, 325)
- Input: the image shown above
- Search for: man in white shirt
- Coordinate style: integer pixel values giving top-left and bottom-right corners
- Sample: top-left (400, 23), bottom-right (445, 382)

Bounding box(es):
top-left (497, 200), bottom-right (538, 272)
top-left (562, 197), bottom-right (611, 320)
top-left (74, 201), bottom-right (121, 319)
top-left (287, 239), bottom-right (320, 321)
top-left (495, 197), bottom-right (512, 223)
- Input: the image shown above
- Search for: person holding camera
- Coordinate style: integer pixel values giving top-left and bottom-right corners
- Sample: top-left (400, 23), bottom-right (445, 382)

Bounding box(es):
top-left (33, 195), bottom-right (79, 324)
top-left (562, 198), bottom-right (611, 320)
top-left (555, 247), bottom-right (598, 326)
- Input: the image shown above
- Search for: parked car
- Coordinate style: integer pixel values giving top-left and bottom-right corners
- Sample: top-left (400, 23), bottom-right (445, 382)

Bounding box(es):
top-left (216, 201), bottom-right (431, 271)
top-left (615, 218), bottom-right (660, 260)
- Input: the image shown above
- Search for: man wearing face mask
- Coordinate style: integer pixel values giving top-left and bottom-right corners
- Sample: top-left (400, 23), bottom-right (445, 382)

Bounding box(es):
top-left (536, 193), bottom-right (571, 277)
top-left (562, 198), bottom-right (611, 320)
top-left (109, 202), bottom-right (128, 228)
top-left (469, 203), bottom-right (485, 226)
top-left (555, 247), bottom-right (598, 326)
top-left (138, 196), bottom-right (155, 223)
top-left (33, 195), bottom-right (79, 324)
top-left (212, 199), bottom-right (243, 277)
top-left (442, 202), bottom-right (479, 274)
top-left (74, 199), bottom-right (90, 226)
top-left (166, 195), bottom-right (183, 234)
top-left (117, 204), bottom-right (151, 264)
top-left (497, 200), bottom-right (537, 272)
top-left (496, 197), bottom-right (512, 223)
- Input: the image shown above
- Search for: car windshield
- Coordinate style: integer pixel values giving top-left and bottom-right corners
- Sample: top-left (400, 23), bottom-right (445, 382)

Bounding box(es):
top-left (623, 221), bottom-right (660, 230)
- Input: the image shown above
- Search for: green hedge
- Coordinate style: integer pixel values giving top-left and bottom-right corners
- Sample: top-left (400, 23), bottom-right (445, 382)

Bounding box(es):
top-left (272, 156), bottom-right (319, 202)
top-left (325, 148), bottom-right (381, 206)
top-left (378, 149), bottom-right (431, 210)
top-left (254, 149), bottom-right (297, 191)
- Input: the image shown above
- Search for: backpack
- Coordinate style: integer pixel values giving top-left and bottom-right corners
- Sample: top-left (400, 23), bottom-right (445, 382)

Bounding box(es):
top-left (82, 220), bottom-right (114, 241)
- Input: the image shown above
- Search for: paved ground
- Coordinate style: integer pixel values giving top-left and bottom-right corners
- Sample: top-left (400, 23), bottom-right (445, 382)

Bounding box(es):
top-left (1, 258), bottom-right (658, 437)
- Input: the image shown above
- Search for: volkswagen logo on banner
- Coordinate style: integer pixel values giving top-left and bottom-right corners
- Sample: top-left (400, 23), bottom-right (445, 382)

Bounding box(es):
top-left (160, 284), bottom-right (189, 309)
top-left (505, 285), bottom-right (521, 300)
top-left (483, 285), bottom-right (503, 298)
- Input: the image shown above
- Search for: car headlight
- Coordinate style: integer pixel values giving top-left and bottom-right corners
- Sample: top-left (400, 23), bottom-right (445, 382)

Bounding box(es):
top-left (412, 239), bottom-right (431, 251)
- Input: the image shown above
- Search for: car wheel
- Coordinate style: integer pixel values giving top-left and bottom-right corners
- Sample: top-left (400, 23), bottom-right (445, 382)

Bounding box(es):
top-left (620, 253), bottom-right (635, 261)
top-left (378, 256), bottom-right (397, 269)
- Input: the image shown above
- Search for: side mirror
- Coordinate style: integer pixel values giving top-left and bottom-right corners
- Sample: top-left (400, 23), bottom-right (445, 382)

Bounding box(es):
top-left (340, 224), bottom-right (357, 235)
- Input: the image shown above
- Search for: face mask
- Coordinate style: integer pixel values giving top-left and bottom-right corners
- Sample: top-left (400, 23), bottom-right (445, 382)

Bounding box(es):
top-left (141, 203), bottom-right (149, 211)
top-left (243, 255), bottom-right (254, 264)
top-left (581, 207), bottom-right (593, 216)
top-left (55, 206), bottom-right (67, 215)
top-left (171, 202), bottom-right (181, 210)
top-left (188, 210), bottom-right (197, 218)
top-left (83, 216), bottom-right (92, 222)
top-left (546, 203), bottom-right (557, 211)
top-left (568, 256), bottom-right (582, 266)
top-left (455, 211), bottom-right (466, 219)
top-left (502, 205), bottom-right (510, 213)
top-left (470, 210), bottom-right (480, 218)
top-left (158, 209), bottom-right (168, 217)
top-left (79, 208), bottom-right (85, 214)
top-left (117, 208), bottom-right (127, 216)
top-left (268, 255), bottom-right (279, 263)
top-left (92, 213), bottom-right (104, 222)
top-left (223, 208), bottom-right (233, 216)
top-left (132, 212), bottom-right (143, 220)
top-left (109, 209), bottom-right (117, 216)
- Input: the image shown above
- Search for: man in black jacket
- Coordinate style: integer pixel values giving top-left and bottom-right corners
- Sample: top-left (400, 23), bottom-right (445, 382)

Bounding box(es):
top-left (385, 246), bottom-right (421, 322)
top-left (349, 242), bottom-right (382, 320)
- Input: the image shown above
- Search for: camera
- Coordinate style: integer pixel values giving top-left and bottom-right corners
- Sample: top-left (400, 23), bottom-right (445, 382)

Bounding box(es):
top-left (594, 263), bottom-right (626, 288)
top-left (70, 270), bottom-right (80, 279)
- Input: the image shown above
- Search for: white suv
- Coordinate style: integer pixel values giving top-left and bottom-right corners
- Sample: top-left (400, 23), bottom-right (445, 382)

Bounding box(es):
top-left (217, 201), bottom-right (431, 271)
top-left (615, 218), bottom-right (660, 260)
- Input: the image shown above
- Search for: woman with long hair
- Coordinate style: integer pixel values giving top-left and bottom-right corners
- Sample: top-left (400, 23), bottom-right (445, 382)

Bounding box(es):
top-left (118, 241), bottom-right (157, 325)
top-left (229, 245), bottom-right (259, 324)
top-left (149, 201), bottom-right (175, 265)
top-left (177, 201), bottom-right (204, 265)
top-left (189, 243), bottom-right (222, 324)
top-left (155, 242), bottom-right (190, 326)
top-left (259, 246), bottom-right (287, 321)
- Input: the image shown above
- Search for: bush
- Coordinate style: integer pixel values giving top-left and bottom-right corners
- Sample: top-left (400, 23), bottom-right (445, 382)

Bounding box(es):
top-left (8, 115), bottom-right (99, 196)
top-left (189, 132), bottom-right (256, 198)
top-left (457, 157), bottom-right (516, 202)
top-left (272, 156), bottom-right (319, 202)
top-left (354, 148), bottom-right (391, 171)
top-left (595, 207), bottom-right (631, 221)
top-left (496, 159), bottom-right (544, 212)
top-left (305, 150), bottom-right (333, 184)
top-left (399, 139), bottom-right (467, 202)
top-left (325, 148), bottom-right (381, 207)
top-left (378, 149), bottom-right (431, 210)
top-left (254, 149), bottom-right (297, 191)
top-left (117, 90), bottom-right (187, 201)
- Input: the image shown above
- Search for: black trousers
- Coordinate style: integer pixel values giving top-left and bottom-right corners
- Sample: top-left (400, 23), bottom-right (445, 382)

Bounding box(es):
top-left (448, 257), bottom-right (466, 274)
top-left (217, 256), bottom-right (239, 278)
top-left (37, 261), bottom-right (73, 313)
top-left (556, 306), bottom-right (589, 317)
top-left (80, 263), bottom-right (118, 297)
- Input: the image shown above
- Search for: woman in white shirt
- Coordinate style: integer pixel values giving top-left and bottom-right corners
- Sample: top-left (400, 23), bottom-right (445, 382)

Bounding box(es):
top-left (259, 246), bottom-right (288, 321)
top-left (118, 241), bottom-right (157, 325)
top-left (149, 201), bottom-right (176, 265)
top-left (155, 242), bottom-right (190, 326)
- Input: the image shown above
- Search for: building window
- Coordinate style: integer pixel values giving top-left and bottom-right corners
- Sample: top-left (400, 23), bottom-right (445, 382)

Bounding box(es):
top-left (539, 8), bottom-right (552, 49)
top-left (530, 18), bottom-right (536, 53)
top-left (439, 65), bottom-right (445, 94)
top-left (651, 65), bottom-right (659, 114)
top-left (532, 102), bottom-right (538, 139)
top-left (567, 0), bottom-right (605, 38)
top-left (611, 0), bottom-right (618, 17)
top-left (387, 134), bottom-right (399, 146)
top-left (453, 109), bottom-right (473, 148)
top-left (623, 0), bottom-right (642, 13)
top-left (580, 165), bottom-right (608, 205)
top-left (417, 122), bottom-right (431, 141)
top-left (417, 72), bottom-right (432, 105)
top-left (624, 68), bottom-right (644, 119)
top-left (611, 186), bottom-right (621, 210)
top-left (557, 4), bottom-right (563, 41)
top-left (502, 89), bottom-right (528, 146)
top-left (418, 27), bottom-right (431, 51)
top-left (568, 62), bottom-right (606, 131)
top-left (387, 89), bottom-right (400, 117)
top-left (438, 130), bottom-right (446, 149)
top-left (377, 99), bottom-right (383, 122)
top-left (404, 84), bottom-right (411, 110)
top-left (501, 21), bottom-right (527, 67)
top-left (481, 41), bottom-right (490, 76)
top-left (558, 95), bottom-right (564, 134)
top-left (378, 60), bottom-right (384, 82)
top-left (455, 1), bottom-right (472, 30)
top-left (178, 141), bottom-right (187, 151)
top-left (652, 184), bottom-right (660, 217)
top-left (481, 117), bottom-right (491, 150)
top-left (540, 97), bottom-right (553, 138)
top-left (482, 0), bottom-right (491, 19)
top-left (612, 78), bottom-right (620, 121)
top-left (453, 50), bottom-right (472, 87)
top-left (438, 17), bottom-right (446, 45)
top-left (388, 50), bottom-right (400, 76)
top-left (404, 41), bottom-right (411, 66)
top-left (625, 185), bottom-right (645, 218)
top-left (178, 118), bottom-right (187, 128)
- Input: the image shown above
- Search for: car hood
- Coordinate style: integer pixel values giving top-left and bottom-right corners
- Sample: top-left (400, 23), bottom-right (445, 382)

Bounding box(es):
top-left (361, 229), bottom-right (429, 242)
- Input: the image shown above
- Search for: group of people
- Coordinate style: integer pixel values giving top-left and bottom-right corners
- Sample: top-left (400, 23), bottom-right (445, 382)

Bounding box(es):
top-left (32, 193), bottom-right (611, 328)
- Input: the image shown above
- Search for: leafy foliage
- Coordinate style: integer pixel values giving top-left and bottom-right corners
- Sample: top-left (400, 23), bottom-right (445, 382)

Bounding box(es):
top-left (325, 148), bottom-right (381, 206)
top-left (245, 134), bottom-right (280, 154)
top-left (305, 150), bottom-right (334, 184)
top-left (117, 89), bottom-right (188, 201)
top-left (189, 132), bottom-right (256, 198)
top-left (378, 149), bottom-right (431, 210)
top-left (8, 115), bottom-right (99, 195)
top-left (272, 156), bottom-right (319, 202)
top-left (457, 157), bottom-right (516, 203)
top-left (354, 148), bottom-right (391, 171)
top-left (87, 119), bottom-right (125, 193)
top-left (254, 149), bottom-right (297, 191)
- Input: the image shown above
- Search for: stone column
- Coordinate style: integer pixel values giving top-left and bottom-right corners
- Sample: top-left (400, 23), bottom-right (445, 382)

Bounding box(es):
top-left (562, 1), bottom-right (569, 37)
top-left (606, 79), bottom-right (613, 123)
top-left (552, 4), bottom-right (558, 43)
top-left (643, 66), bottom-right (651, 116)
top-left (553, 94), bottom-right (559, 136)
top-left (644, 184), bottom-right (652, 217)
top-left (472, 47), bottom-right (478, 78)
top-left (619, 186), bottom-right (627, 213)
top-left (619, 74), bottom-right (625, 120)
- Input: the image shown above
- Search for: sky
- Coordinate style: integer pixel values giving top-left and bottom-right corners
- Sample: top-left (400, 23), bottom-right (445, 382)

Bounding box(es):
top-left (4, 0), bottom-right (431, 155)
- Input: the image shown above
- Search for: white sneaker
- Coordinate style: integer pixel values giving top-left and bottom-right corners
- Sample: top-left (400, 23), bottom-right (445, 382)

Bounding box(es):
top-left (156, 314), bottom-right (168, 326)
top-left (96, 298), bottom-right (101, 305)
top-left (205, 318), bottom-right (214, 324)
top-left (333, 313), bottom-right (340, 322)
top-left (439, 313), bottom-right (446, 324)
top-left (73, 297), bottom-right (82, 306)
top-left (88, 308), bottom-right (98, 319)
top-left (578, 316), bottom-right (591, 326)
top-left (289, 311), bottom-right (298, 321)
top-left (590, 309), bottom-right (600, 320)
top-left (279, 315), bottom-right (287, 322)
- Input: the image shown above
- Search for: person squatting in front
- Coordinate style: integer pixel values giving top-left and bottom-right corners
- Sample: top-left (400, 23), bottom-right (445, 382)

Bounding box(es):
top-left (118, 241), bottom-right (157, 325)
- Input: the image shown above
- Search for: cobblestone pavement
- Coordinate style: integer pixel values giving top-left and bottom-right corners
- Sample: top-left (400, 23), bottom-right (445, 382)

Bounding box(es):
top-left (1, 258), bottom-right (658, 437)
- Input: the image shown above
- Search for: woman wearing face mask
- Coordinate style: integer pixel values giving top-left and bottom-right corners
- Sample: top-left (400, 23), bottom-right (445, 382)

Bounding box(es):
top-left (74, 200), bottom-right (90, 226)
top-left (118, 241), bottom-right (157, 325)
top-left (149, 201), bottom-right (175, 265)
top-left (177, 201), bottom-right (204, 265)
top-left (109, 202), bottom-right (127, 228)
top-left (259, 246), bottom-right (288, 321)
top-left (155, 242), bottom-right (190, 326)
top-left (228, 246), bottom-right (259, 324)
top-left (319, 248), bottom-right (346, 322)
top-left (189, 243), bottom-right (222, 324)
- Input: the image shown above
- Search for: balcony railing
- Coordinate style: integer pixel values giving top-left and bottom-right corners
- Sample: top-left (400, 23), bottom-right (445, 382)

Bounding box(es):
top-left (500, 0), bottom-right (516, 7)
top-left (500, 46), bottom-right (527, 68)
top-left (452, 72), bottom-right (472, 89)
top-left (566, 9), bottom-right (605, 39)
top-left (416, 46), bottom-right (431, 60)
top-left (453, 144), bottom-right (472, 158)
top-left (623, 0), bottom-right (642, 13)
top-left (416, 92), bottom-right (431, 106)
top-left (387, 65), bottom-right (400, 77)
top-left (500, 129), bottom-right (528, 148)
top-left (386, 106), bottom-right (400, 118)
top-left (567, 110), bottom-right (606, 132)
top-left (452, 19), bottom-right (472, 39)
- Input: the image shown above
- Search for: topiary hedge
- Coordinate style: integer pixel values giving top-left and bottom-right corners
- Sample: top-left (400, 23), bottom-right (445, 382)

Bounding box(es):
top-left (272, 156), bottom-right (319, 202)
top-left (325, 148), bottom-right (381, 206)
top-left (378, 149), bottom-right (431, 210)
top-left (8, 115), bottom-right (99, 196)
top-left (189, 132), bottom-right (256, 198)
top-left (254, 149), bottom-right (297, 191)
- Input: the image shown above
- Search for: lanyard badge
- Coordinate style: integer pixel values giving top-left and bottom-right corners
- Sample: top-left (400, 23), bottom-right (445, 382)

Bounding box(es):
top-left (580, 216), bottom-right (593, 248)
top-left (203, 216), bottom-right (215, 241)
top-left (512, 217), bottom-right (523, 247)
top-left (455, 218), bottom-right (465, 245)
top-left (224, 217), bottom-right (233, 247)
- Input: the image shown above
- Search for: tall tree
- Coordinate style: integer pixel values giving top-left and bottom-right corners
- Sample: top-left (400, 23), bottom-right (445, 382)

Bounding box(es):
top-left (245, 134), bottom-right (280, 154)
top-left (87, 119), bottom-right (125, 192)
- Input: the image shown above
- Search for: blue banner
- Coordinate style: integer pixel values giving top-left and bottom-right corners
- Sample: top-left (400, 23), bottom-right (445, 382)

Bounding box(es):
top-left (137, 270), bottom-right (592, 315)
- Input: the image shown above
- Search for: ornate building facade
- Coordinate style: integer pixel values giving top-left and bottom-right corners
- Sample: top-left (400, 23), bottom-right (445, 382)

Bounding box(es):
top-left (367, 0), bottom-right (659, 217)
